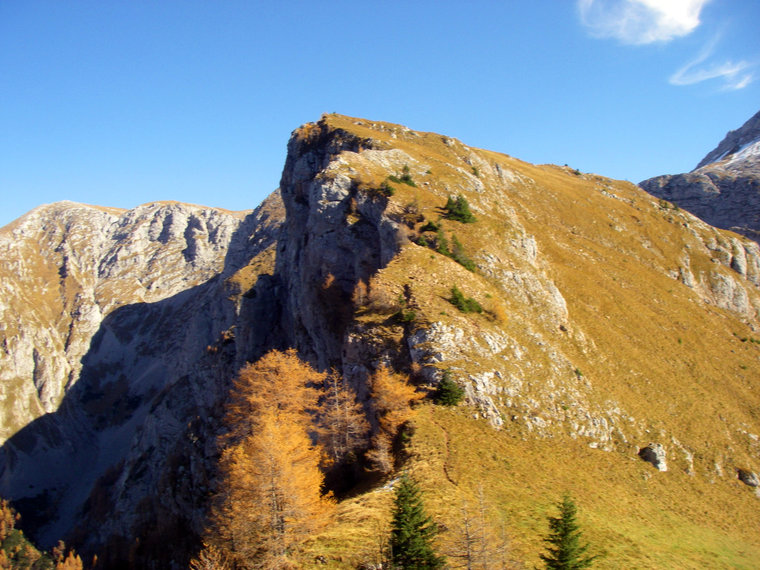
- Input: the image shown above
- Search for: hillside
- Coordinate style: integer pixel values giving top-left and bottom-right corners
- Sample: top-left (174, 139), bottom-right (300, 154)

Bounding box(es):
top-left (1, 114), bottom-right (760, 568)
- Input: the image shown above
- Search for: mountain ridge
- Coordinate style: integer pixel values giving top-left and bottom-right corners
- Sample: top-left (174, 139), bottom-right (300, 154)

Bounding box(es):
top-left (640, 109), bottom-right (760, 242)
top-left (1, 114), bottom-right (760, 567)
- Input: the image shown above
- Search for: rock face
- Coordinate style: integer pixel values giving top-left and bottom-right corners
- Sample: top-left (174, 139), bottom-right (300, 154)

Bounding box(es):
top-left (640, 110), bottom-right (760, 242)
top-left (0, 196), bottom-right (285, 564)
top-left (2, 114), bottom-right (760, 567)
top-left (639, 443), bottom-right (668, 472)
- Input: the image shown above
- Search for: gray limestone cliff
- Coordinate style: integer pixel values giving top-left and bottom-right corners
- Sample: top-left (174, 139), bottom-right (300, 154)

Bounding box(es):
top-left (640, 110), bottom-right (760, 242)
top-left (2, 114), bottom-right (760, 567)
top-left (0, 197), bottom-right (285, 565)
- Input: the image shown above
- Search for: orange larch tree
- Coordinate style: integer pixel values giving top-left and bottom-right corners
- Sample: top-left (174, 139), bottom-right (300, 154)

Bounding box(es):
top-left (208, 349), bottom-right (334, 568)
top-left (365, 366), bottom-right (422, 473)
top-left (318, 371), bottom-right (370, 467)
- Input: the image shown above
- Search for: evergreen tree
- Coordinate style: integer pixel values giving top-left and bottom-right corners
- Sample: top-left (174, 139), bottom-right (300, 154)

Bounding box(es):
top-left (540, 495), bottom-right (597, 570)
top-left (433, 370), bottom-right (465, 406)
top-left (390, 474), bottom-right (445, 569)
top-left (444, 194), bottom-right (476, 223)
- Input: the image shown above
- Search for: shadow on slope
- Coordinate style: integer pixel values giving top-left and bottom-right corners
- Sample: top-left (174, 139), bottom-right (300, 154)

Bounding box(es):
top-left (0, 202), bottom-right (285, 569)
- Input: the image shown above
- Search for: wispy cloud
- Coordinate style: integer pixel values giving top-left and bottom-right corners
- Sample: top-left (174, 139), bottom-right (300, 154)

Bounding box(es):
top-left (669, 38), bottom-right (755, 90)
top-left (577, 0), bottom-right (709, 45)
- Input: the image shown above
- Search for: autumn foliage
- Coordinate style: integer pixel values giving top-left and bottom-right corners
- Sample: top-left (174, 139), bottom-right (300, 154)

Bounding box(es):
top-left (366, 366), bottom-right (422, 473)
top-left (318, 372), bottom-right (370, 467)
top-left (207, 350), bottom-right (335, 569)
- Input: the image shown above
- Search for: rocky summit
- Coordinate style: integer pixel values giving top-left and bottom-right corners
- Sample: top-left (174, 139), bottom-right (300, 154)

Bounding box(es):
top-left (2, 114), bottom-right (760, 568)
top-left (640, 109), bottom-right (760, 242)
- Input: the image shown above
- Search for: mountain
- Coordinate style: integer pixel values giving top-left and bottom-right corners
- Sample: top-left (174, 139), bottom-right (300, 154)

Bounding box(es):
top-left (2, 115), bottom-right (760, 568)
top-left (640, 110), bottom-right (760, 242)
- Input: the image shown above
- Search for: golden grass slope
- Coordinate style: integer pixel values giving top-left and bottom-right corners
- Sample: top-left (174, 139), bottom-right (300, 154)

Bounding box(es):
top-left (298, 114), bottom-right (760, 568)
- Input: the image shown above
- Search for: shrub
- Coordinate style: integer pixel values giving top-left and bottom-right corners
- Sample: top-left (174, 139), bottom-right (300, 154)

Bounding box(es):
top-left (436, 228), bottom-right (451, 257)
top-left (451, 234), bottom-right (476, 272)
top-left (389, 164), bottom-right (417, 187)
top-left (449, 286), bottom-right (482, 313)
top-left (396, 309), bottom-right (417, 323)
top-left (419, 220), bottom-right (440, 233)
top-left (379, 181), bottom-right (395, 197)
top-left (444, 195), bottom-right (476, 223)
top-left (434, 370), bottom-right (465, 406)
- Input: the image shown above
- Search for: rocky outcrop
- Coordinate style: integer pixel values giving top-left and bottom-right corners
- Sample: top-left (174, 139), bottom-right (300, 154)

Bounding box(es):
top-left (639, 443), bottom-right (668, 472)
top-left (640, 110), bottom-right (760, 242)
top-left (2, 114), bottom-right (760, 566)
top-left (738, 468), bottom-right (759, 488)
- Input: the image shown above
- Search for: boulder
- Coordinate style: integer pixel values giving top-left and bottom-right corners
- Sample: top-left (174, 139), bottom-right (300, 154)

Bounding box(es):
top-left (639, 443), bottom-right (667, 471)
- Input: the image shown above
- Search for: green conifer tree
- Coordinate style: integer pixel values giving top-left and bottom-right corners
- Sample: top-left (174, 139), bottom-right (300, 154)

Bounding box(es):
top-left (433, 370), bottom-right (465, 406)
top-left (540, 495), bottom-right (598, 569)
top-left (444, 194), bottom-right (476, 223)
top-left (390, 474), bottom-right (445, 569)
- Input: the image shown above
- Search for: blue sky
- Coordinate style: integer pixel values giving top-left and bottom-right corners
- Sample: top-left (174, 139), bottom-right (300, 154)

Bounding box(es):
top-left (1, 1), bottom-right (758, 227)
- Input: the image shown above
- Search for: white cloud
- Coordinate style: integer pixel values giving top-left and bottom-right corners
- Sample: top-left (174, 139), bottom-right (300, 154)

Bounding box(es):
top-left (578, 0), bottom-right (709, 44)
top-left (669, 39), bottom-right (755, 90)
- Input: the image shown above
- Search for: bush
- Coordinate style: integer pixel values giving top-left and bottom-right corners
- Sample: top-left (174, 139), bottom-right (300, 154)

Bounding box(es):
top-left (451, 234), bottom-right (476, 272)
top-left (434, 370), bottom-right (465, 406)
top-left (419, 220), bottom-right (440, 233)
top-left (379, 181), bottom-right (395, 197)
top-left (389, 164), bottom-right (417, 187)
top-left (444, 194), bottom-right (476, 223)
top-left (396, 309), bottom-right (417, 323)
top-left (449, 285), bottom-right (482, 313)
top-left (436, 228), bottom-right (451, 257)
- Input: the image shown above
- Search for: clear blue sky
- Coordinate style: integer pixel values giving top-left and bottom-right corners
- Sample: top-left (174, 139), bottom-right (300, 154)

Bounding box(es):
top-left (1, 1), bottom-right (758, 227)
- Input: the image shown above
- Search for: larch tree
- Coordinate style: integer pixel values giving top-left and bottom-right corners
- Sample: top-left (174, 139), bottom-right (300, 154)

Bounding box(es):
top-left (209, 349), bottom-right (334, 569)
top-left (445, 486), bottom-right (512, 570)
top-left (318, 372), bottom-right (370, 467)
top-left (366, 366), bottom-right (421, 473)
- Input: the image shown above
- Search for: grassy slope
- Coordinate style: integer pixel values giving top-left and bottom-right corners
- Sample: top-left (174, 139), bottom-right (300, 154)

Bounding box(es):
top-left (295, 114), bottom-right (760, 567)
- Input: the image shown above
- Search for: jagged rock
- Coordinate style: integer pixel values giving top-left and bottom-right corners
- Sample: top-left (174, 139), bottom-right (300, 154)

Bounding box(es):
top-left (639, 443), bottom-right (668, 472)
top-left (2, 114), bottom-right (760, 566)
top-left (640, 110), bottom-right (760, 243)
top-left (0, 196), bottom-right (285, 561)
top-left (737, 468), bottom-right (760, 487)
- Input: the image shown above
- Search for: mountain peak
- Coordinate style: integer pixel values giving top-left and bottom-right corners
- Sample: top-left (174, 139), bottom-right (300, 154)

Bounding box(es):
top-left (695, 109), bottom-right (760, 171)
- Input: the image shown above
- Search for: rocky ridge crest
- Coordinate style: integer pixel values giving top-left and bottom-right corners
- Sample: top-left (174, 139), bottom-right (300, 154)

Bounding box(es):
top-left (1, 115), bottom-right (760, 566)
top-left (640, 109), bottom-right (760, 241)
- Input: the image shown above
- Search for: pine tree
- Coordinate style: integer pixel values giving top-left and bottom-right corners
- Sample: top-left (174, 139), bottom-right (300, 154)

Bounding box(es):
top-left (390, 474), bottom-right (445, 569)
top-left (433, 370), bottom-right (465, 406)
top-left (540, 495), bottom-right (597, 570)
